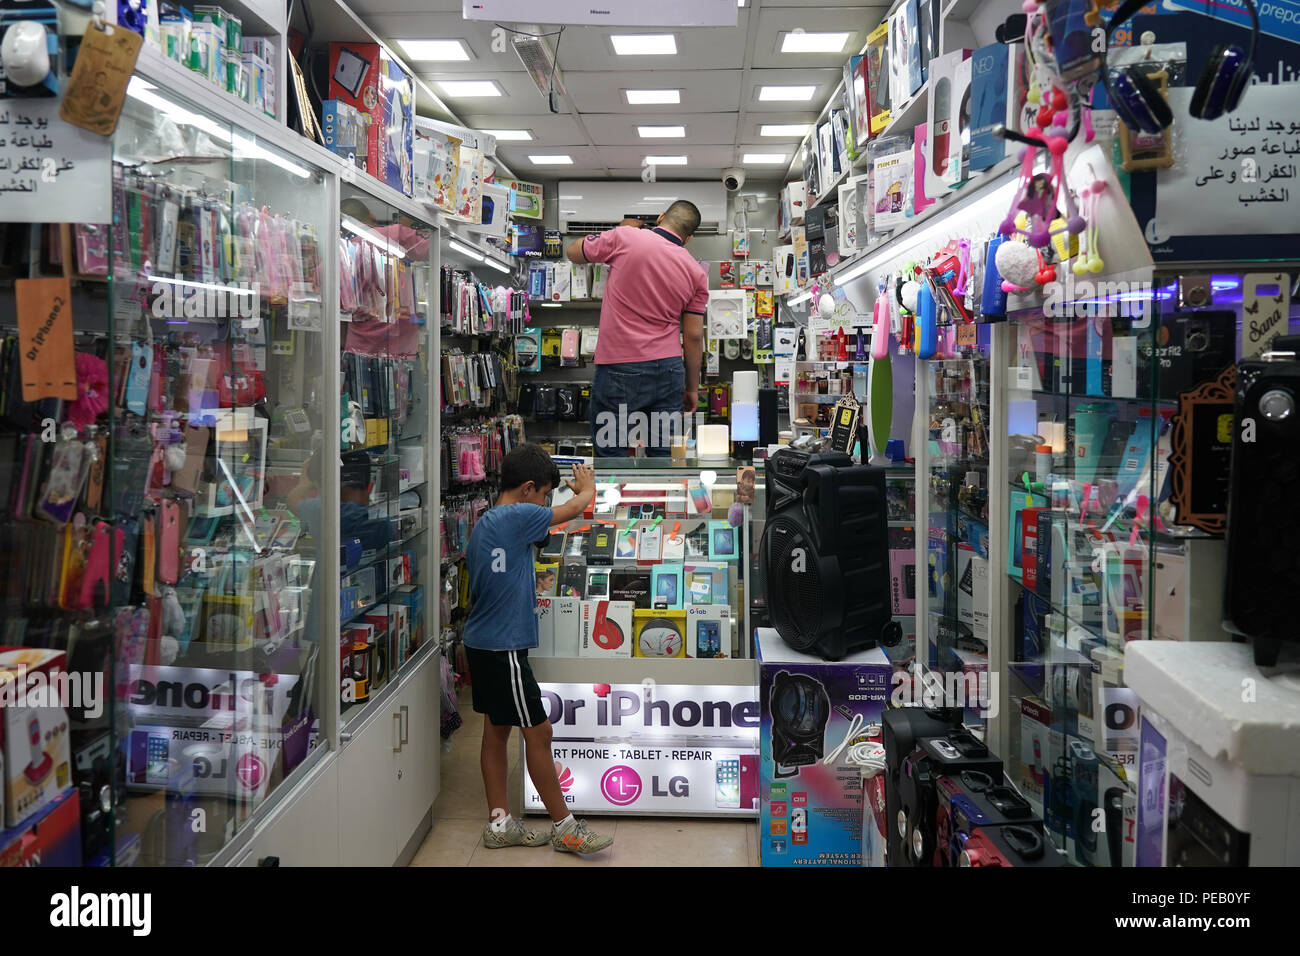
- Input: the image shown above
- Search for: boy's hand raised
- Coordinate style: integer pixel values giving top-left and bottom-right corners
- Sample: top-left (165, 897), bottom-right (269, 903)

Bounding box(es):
top-left (566, 463), bottom-right (595, 498)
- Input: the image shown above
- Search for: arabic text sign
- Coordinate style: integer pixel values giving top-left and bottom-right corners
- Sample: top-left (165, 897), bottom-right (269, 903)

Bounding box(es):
top-left (1153, 84), bottom-right (1300, 240)
top-left (0, 99), bottom-right (111, 223)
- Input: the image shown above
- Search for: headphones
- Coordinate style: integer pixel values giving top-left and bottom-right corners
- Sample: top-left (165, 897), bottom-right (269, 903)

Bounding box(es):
top-left (1103, 0), bottom-right (1258, 134)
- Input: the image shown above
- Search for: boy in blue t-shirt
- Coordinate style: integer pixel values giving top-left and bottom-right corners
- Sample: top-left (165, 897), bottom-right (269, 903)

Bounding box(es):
top-left (463, 443), bottom-right (613, 854)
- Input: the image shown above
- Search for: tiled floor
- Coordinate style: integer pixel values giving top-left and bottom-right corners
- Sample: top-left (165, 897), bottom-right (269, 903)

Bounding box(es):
top-left (409, 708), bottom-right (759, 867)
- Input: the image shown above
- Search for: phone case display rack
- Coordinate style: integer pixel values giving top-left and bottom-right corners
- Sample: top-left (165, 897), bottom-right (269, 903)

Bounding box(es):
top-left (0, 49), bottom-right (468, 865)
top-left (437, 261), bottom-right (528, 664)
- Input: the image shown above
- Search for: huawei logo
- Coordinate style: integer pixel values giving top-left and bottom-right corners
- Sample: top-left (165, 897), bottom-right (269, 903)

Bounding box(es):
top-left (554, 760), bottom-right (574, 794)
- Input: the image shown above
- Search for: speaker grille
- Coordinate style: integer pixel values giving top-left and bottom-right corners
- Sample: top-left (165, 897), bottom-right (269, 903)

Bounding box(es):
top-left (763, 513), bottom-right (824, 652)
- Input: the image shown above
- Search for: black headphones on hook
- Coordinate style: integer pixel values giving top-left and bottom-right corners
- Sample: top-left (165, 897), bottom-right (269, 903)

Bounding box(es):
top-left (1102, 0), bottom-right (1258, 134)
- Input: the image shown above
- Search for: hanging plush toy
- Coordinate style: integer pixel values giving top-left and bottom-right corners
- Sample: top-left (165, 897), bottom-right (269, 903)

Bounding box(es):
top-left (996, 239), bottom-right (1044, 293)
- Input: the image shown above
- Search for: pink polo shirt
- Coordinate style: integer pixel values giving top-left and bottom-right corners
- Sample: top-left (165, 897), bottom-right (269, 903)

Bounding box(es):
top-left (582, 226), bottom-right (710, 365)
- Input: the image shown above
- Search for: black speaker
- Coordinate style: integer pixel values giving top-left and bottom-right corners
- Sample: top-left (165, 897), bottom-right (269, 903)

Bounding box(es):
top-left (760, 448), bottom-right (900, 660)
top-left (957, 821), bottom-right (1066, 867)
top-left (935, 770), bottom-right (1038, 867)
top-left (882, 707), bottom-right (964, 867)
top-left (768, 670), bottom-right (830, 778)
top-left (759, 387), bottom-right (779, 446)
top-left (1224, 336), bottom-right (1300, 667)
top-left (896, 732), bottom-right (1003, 867)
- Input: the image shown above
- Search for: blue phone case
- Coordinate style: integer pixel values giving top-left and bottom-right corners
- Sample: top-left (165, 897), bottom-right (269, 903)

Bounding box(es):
top-left (916, 282), bottom-right (938, 359)
top-left (126, 343), bottom-right (152, 415)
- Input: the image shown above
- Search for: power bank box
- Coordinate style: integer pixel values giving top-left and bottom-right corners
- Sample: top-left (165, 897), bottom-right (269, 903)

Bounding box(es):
top-left (587, 525), bottom-right (616, 566)
top-left (686, 604), bottom-right (731, 658)
top-left (579, 599), bottom-right (634, 659)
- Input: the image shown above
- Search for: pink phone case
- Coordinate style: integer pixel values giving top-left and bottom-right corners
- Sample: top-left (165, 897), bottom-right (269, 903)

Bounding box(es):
top-left (157, 500), bottom-right (181, 584)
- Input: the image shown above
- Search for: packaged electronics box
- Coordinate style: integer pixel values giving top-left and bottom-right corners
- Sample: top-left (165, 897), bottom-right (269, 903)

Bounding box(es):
top-left (0, 786), bottom-right (80, 867)
top-left (578, 600), bottom-right (634, 659)
top-left (328, 42), bottom-right (415, 196)
top-left (756, 629), bottom-right (892, 867)
top-left (686, 604), bottom-right (731, 658)
top-left (0, 648), bottom-right (73, 829)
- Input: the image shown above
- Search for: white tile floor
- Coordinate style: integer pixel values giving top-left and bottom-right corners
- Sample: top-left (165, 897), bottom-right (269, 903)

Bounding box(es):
top-left (409, 708), bottom-right (759, 867)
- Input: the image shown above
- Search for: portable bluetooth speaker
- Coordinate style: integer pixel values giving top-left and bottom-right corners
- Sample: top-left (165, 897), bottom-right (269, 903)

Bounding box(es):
top-left (957, 821), bottom-right (1066, 867)
top-left (1224, 336), bottom-right (1300, 667)
top-left (882, 707), bottom-right (964, 867)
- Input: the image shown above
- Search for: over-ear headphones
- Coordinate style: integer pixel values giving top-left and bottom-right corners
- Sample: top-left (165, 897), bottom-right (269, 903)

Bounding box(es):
top-left (1103, 0), bottom-right (1258, 133)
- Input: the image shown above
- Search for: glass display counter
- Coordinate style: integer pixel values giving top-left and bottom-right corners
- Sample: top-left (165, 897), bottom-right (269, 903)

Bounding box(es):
top-left (524, 457), bottom-right (760, 817)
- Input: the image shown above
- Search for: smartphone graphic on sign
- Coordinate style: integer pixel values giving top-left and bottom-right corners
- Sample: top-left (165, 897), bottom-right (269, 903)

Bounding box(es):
top-left (716, 758), bottom-right (741, 808)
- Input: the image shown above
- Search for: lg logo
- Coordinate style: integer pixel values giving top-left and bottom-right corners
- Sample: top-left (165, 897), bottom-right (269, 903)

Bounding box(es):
top-left (600, 765), bottom-right (642, 806)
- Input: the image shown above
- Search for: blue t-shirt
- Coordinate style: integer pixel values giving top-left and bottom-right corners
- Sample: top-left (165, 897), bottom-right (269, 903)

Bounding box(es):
top-left (462, 503), bottom-right (552, 651)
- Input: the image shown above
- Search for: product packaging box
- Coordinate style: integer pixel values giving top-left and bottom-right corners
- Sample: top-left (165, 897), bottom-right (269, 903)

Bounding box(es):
top-left (0, 649), bottom-right (73, 829)
top-left (610, 568), bottom-right (651, 608)
top-left (0, 786), bottom-right (80, 867)
top-left (506, 179), bottom-right (544, 219)
top-left (888, 527), bottom-right (916, 615)
top-left (328, 43), bottom-right (414, 195)
top-left (924, 49), bottom-right (973, 196)
top-left (686, 604), bottom-right (731, 658)
top-left (866, 21), bottom-right (891, 134)
top-left (552, 597), bottom-right (583, 656)
top-left (969, 42), bottom-right (1024, 171)
top-left (683, 561), bottom-right (729, 606)
top-left (392, 584), bottom-right (425, 655)
top-left (757, 630), bottom-right (892, 867)
top-left (579, 600), bottom-right (634, 659)
top-left (632, 609), bottom-right (687, 658)
top-left (1019, 695), bottom-right (1065, 813)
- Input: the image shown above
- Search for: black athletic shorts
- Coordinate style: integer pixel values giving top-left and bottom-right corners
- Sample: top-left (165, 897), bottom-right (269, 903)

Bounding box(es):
top-left (465, 646), bottom-right (547, 728)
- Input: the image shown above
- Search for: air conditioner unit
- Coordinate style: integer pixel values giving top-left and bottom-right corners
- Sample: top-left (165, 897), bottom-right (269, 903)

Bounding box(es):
top-left (557, 182), bottom-right (727, 236)
top-left (463, 0), bottom-right (737, 27)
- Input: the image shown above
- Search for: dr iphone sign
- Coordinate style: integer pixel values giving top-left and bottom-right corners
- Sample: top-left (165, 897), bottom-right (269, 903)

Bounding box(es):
top-left (523, 682), bottom-right (760, 816)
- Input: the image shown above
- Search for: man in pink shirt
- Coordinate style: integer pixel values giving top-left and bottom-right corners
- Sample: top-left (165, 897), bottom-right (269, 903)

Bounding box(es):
top-left (566, 200), bottom-right (709, 457)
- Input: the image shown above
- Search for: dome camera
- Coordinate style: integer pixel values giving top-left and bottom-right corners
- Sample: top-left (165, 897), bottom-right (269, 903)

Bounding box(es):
top-left (722, 167), bottom-right (746, 192)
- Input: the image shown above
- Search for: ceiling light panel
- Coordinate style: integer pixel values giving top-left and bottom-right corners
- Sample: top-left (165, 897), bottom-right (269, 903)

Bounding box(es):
top-left (625, 89), bottom-right (681, 104)
top-left (638, 125), bottom-right (686, 137)
top-left (611, 34), bottom-right (678, 55)
top-left (780, 32), bottom-right (851, 54)
top-left (743, 153), bottom-right (787, 163)
top-left (483, 129), bottom-right (533, 140)
top-left (438, 80), bottom-right (501, 97)
top-left (529, 155), bottom-right (575, 164)
top-left (397, 39), bottom-right (470, 61)
top-left (759, 85), bottom-right (817, 101)
top-left (644, 155), bottom-right (689, 165)
top-left (760, 124), bottom-right (811, 136)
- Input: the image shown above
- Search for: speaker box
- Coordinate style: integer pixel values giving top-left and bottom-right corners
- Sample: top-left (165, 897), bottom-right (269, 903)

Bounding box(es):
top-left (759, 387), bottom-right (779, 446)
top-left (882, 707), bottom-right (964, 867)
top-left (1225, 336), bottom-right (1300, 667)
top-left (761, 448), bottom-right (900, 659)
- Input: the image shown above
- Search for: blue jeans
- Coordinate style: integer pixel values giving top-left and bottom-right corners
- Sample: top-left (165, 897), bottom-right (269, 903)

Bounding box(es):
top-left (590, 357), bottom-right (685, 458)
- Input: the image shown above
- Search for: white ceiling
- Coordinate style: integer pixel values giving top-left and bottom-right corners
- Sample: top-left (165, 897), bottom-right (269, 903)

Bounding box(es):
top-left (346, 0), bottom-right (889, 182)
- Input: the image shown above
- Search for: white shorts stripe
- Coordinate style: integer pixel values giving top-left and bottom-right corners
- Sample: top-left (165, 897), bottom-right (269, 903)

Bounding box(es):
top-left (508, 651), bottom-right (531, 727)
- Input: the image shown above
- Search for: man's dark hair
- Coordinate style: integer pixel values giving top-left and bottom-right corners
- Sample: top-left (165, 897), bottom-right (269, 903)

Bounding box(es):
top-left (663, 199), bottom-right (702, 238)
top-left (501, 442), bottom-right (561, 493)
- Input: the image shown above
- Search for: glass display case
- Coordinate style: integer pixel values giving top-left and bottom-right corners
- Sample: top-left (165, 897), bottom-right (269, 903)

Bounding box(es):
top-left (335, 187), bottom-right (436, 730)
top-left (919, 336), bottom-right (993, 737)
top-left (106, 81), bottom-right (332, 865)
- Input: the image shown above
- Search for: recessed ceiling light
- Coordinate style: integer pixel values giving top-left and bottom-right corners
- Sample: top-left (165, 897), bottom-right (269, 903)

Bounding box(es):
top-left (611, 34), bottom-right (677, 56)
top-left (396, 39), bottom-right (470, 61)
top-left (483, 129), bottom-right (533, 141)
top-left (530, 154), bottom-right (574, 164)
top-left (626, 89), bottom-right (681, 105)
top-left (759, 85), bottom-right (817, 101)
top-left (644, 155), bottom-right (688, 165)
top-left (638, 125), bottom-right (685, 138)
top-left (438, 80), bottom-right (501, 97)
top-left (760, 124), bottom-right (811, 136)
top-left (780, 31), bottom-right (851, 54)
top-left (743, 153), bottom-right (787, 164)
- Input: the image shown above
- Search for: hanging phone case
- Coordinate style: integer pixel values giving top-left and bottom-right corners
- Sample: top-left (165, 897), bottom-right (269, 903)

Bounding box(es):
top-left (157, 499), bottom-right (181, 585)
top-left (37, 438), bottom-right (89, 525)
top-left (127, 342), bottom-right (152, 415)
top-left (79, 520), bottom-right (113, 610)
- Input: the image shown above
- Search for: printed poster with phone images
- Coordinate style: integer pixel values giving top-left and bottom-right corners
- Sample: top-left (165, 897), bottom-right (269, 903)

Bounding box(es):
top-left (523, 682), bottom-right (760, 815)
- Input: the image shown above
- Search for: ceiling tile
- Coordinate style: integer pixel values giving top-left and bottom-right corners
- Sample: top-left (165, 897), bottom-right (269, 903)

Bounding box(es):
top-left (496, 144), bottom-right (606, 173)
top-left (544, 22), bottom-right (748, 72)
top-left (749, 7), bottom-right (884, 69)
top-left (416, 71), bottom-right (562, 113)
top-left (744, 67), bottom-right (843, 111)
top-left (459, 113), bottom-right (589, 145)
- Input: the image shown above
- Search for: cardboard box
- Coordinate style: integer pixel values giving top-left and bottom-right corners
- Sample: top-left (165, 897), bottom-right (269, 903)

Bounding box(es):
top-left (924, 49), bottom-right (973, 197)
top-left (534, 596), bottom-right (557, 656)
top-left (632, 609), bottom-right (686, 658)
top-left (757, 630), bottom-right (891, 867)
top-left (683, 561), bottom-right (729, 606)
top-left (969, 41), bottom-right (1023, 172)
top-left (0, 786), bottom-right (80, 867)
top-left (578, 600), bottom-right (634, 658)
top-left (0, 649), bottom-right (73, 828)
top-left (506, 179), bottom-right (544, 220)
top-left (686, 604), bottom-right (731, 658)
top-left (1019, 696), bottom-right (1060, 806)
top-left (328, 42), bottom-right (414, 195)
top-left (610, 568), bottom-right (651, 608)
top-left (553, 597), bottom-right (583, 656)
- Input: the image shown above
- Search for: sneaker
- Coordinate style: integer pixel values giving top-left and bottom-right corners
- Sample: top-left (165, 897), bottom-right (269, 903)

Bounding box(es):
top-left (552, 819), bottom-right (615, 855)
top-left (482, 818), bottom-right (551, 849)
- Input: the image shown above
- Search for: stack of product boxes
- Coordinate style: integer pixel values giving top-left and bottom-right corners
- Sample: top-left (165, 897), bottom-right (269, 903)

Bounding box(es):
top-left (327, 43), bottom-right (414, 196)
top-left (158, 6), bottom-right (277, 118)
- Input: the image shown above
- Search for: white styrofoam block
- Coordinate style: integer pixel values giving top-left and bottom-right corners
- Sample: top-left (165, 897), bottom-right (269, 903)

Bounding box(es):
top-left (1124, 640), bottom-right (1300, 775)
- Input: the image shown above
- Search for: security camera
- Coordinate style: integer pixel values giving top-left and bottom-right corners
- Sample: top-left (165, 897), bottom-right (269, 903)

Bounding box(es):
top-left (722, 167), bottom-right (746, 192)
